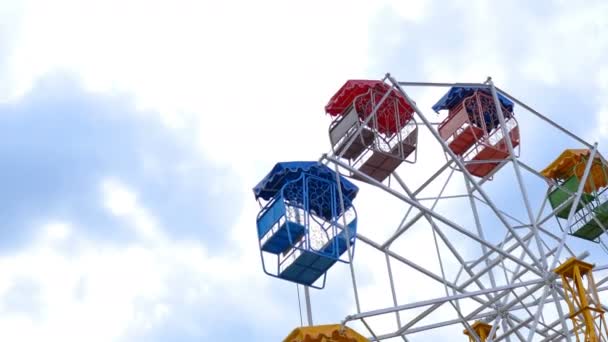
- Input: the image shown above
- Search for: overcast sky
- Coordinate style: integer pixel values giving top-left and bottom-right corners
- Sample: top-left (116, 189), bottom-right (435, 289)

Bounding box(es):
top-left (0, 0), bottom-right (607, 341)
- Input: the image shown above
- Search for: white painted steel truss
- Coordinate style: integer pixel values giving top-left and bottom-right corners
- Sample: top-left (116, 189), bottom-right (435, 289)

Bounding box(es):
top-left (314, 74), bottom-right (608, 341)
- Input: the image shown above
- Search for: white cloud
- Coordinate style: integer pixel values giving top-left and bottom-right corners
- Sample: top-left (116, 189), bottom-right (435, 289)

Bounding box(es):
top-left (2, 0), bottom-right (381, 167)
top-left (385, 0), bottom-right (429, 23)
top-left (594, 67), bottom-right (608, 142)
top-left (102, 178), bottom-right (163, 242)
top-left (0, 177), bottom-right (286, 342)
top-left (102, 179), bottom-right (138, 217)
top-left (521, 58), bottom-right (559, 86)
top-left (1, 0), bottom-right (433, 169)
top-left (42, 221), bottom-right (72, 242)
top-left (520, 2), bottom-right (608, 86)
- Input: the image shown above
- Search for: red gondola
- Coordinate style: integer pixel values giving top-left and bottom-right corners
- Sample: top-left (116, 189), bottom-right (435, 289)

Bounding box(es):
top-left (433, 87), bottom-right (520, 178)
top-left (325, 80), bottom-right (418, 182)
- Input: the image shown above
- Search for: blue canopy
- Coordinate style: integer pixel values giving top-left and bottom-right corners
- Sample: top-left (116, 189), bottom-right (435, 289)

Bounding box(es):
top-left (432, 87), bottom-right (514, 113)
top-left (253, 161), bottom-right (359, 202)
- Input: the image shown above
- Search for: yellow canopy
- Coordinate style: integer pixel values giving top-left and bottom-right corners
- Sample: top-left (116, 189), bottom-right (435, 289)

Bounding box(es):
top-left (283, 324), bottom-right (368, 342)
top-left (464, 321), bottom-right (496, 342)
top-left (541, 149), bottom-right (608, 193)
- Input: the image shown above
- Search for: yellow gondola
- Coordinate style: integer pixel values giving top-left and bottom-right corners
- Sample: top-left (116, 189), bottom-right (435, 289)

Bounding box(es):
top-left (283, 324), bottom-right (368, 342)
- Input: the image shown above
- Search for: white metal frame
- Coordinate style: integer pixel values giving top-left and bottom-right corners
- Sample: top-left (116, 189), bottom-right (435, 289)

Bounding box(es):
top-left (302, 73), bottom-right (608, 341)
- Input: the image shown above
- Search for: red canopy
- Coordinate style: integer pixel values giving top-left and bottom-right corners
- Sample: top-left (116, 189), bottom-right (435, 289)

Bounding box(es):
top-left (325, 80), bottom-right (414, 135)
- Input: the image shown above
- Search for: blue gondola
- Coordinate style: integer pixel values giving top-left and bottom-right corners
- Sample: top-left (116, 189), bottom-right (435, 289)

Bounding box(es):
top-left (253, 161), bottom-right (359, 289)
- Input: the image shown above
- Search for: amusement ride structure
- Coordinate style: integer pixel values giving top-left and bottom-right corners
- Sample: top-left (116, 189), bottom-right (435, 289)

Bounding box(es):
top-left (253, 74), bottom-right (608, 341)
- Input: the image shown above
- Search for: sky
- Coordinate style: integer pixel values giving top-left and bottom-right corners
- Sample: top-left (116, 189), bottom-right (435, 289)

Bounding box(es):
top-left (0, 0), bottom-right (607, 341)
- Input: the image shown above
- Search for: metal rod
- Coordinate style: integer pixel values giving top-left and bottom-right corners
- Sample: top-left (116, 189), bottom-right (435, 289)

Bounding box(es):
top-left (495, 86), bottom-right (593, 149)
top-left (501, 317), bottom-right (514, 342)
top-left (304, 286), bottom-right (313, 326)
top-left (471, 194), bottom-right (528, 226)
top-left (413, 159), bottom-right (454, 196)
top-left (489, 315), bottom-right (503, 341)
top-left (491, 79), bottom-right (549, 270)
top-left (333, 163), bottom-right (362, 313)
top-left (398, 81), bottom-right (491, 88)
top-left (367, 311), bottom-right (490, 340)
top-left (550, 284), bottom-right (572, 342)
top-left (465, 177), bottom-right (499, 292)
top-left (382, 211), bottom-right (425, 249)
top-left (495, 316), bottom-right (535, 342)
top-left (385, 252), bottom-right (402, 328)
top-left (416, 194), bottom-right (471, 201)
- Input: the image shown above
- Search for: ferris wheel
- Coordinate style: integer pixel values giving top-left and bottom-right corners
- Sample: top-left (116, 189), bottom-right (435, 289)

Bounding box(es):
top-left (253, 73), bottom-right (608, 341)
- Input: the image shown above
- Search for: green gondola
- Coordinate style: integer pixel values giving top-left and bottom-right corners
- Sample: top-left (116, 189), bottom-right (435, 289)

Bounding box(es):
top-left (542, 149), bottom-right (608, 241)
